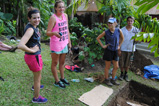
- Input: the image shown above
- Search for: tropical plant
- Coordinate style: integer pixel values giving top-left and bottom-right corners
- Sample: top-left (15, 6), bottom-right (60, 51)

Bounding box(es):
top-left (98, 0), bottom-right (135, 27)
top-left (0, 19), bottom-right (4, 35)
top-left (69, 18), bottom-right (107, 64)
top-left (130, 0), bottom-right (159, 57)
top-left (0, 12), bottom-right (16, 36)
top-left (80, 25), bottom-right (106, 64)
top-left (135, 0), bottom-right (159, 13)
top-left (132, 14), bottom-right (159, 57)
top-left (66, 0), bottom-right (89, 19)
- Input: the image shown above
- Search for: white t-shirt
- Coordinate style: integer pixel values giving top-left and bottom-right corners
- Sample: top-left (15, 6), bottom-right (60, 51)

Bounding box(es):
top-left (120, 26), bottom-right (139, 52)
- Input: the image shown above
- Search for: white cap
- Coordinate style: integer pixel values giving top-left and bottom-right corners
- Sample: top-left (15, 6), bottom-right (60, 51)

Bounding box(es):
top-left (108, 17), bottom-right (116, 23)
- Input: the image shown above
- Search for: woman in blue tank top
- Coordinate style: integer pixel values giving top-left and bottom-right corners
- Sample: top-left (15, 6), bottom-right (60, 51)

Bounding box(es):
top-left (96, 17), bottom-right (124, 87)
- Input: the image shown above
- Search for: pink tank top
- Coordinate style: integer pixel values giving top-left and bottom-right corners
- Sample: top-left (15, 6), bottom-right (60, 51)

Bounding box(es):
top-left (50, 13), bottom-right (69, 51)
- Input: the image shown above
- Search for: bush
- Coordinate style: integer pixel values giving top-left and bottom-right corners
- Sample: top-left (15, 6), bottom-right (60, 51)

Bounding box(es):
top-left (69, 18), bottom-right (107, 64)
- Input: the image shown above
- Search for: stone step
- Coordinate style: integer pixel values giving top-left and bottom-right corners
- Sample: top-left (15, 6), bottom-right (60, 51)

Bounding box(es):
top-left (136, 47), bottom-right (154, 53)
top-left (136, 42), bottom-right (152, 52)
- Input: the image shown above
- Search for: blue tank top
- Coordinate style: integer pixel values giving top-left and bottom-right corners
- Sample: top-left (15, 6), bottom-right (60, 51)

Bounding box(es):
top-left (24, 23), bottom-right (41, 55)
top-left (104, 28), bottom-right (120, 51)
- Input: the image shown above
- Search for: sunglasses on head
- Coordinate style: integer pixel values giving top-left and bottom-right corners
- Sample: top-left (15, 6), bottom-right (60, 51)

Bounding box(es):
top-left (108, 22), bottom-right (113, 24)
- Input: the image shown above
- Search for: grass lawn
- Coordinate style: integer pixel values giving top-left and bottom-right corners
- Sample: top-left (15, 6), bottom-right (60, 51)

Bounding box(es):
top-left (0, 43), bottom-right (159, 106)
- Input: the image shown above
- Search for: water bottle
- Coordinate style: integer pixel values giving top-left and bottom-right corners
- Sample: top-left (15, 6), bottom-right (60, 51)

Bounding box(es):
top-left (84, 77), bottom-right (94, 82)
top-left (71, 79), bottom-right (80, 82)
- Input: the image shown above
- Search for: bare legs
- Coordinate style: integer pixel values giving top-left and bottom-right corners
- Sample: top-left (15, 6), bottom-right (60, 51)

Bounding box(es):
top-left (33, 70), bottom-right (41, 98)
top-left (51, 53), bottom-right (66, 82)
top-left (104, 60), bottom-right (119, 79)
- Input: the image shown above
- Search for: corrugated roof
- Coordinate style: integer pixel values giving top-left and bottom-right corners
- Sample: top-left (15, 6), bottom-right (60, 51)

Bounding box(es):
top-left (77, 0), bottom-right (98, 12)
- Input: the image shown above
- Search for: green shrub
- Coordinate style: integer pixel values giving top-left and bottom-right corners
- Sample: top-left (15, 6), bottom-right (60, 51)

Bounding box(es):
top-left (69, 18), bottom-right (107, 64)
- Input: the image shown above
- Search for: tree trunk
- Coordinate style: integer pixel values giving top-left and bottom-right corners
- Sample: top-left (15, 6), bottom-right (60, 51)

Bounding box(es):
top-left (67, 0), bottom-right (72, 20)
top-left (16, 0), bottom-right (19, 37)
top-left (2, 0), bottom-right (5, 13)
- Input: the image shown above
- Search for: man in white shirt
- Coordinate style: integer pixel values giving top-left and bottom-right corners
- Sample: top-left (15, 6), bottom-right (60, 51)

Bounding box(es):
top-left (119, 16), bottom-right (139, 81)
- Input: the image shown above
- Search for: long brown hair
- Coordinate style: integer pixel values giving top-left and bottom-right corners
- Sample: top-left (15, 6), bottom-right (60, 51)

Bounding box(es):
top-left (54, 0), bottom-right (65, 13)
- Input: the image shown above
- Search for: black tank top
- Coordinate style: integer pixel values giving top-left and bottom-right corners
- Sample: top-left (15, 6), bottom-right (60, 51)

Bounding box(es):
top-left (24, 23), bottom-right (41, 55)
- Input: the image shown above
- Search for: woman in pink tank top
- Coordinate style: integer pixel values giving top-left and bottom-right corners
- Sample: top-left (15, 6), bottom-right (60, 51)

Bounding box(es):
top-left (46, 0), bottom-right (71, 89)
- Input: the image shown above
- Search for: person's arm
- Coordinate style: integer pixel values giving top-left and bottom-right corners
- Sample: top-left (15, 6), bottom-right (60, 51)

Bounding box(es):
top-left (46, 15), bottom-right (61, 38)
top-left (96, 31), bottom-right (110, 49)
top-left (64, 13), bottom-right (72, 49)
top-left (17, 28), bottom-right (39, 53)
top-left (119, 29), bottom-right (124, 49)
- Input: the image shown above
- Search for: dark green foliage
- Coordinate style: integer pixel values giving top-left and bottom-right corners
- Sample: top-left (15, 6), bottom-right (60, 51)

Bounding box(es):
top-left (132, 14), bottom-right (159, 57)
top-left (69, 18), bottom-right (107, 64)
top-left (0, 12), bottom-right (16, 36)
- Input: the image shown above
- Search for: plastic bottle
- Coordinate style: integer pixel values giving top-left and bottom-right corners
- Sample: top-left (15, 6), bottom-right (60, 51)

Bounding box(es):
top-left (84, 77), bottom-right (94, 82)
top-left (71, 79), bottom-right (80, 82)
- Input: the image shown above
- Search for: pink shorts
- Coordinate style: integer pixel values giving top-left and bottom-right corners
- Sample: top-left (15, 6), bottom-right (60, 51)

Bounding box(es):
top-left (24, 54), bottom-right (43, 72)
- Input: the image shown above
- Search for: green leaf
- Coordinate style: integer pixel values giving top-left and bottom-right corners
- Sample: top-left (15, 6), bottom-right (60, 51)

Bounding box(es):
top-left (137, 3), bottom-right (148, 13)
top-left (84, 47), bottom-right (90, 52)
top-left (79, 51), bottom-right (85, 61)
top-left (147, 34), bottom-right (151, 42)
top-left (148, 36), bottom-right (159, 47)
top-left (151, 45), bottom-right (157, 53)
top-left (154, 49), bottom-right (159, 57)
top-left (88, 57), bottom-right (93, 64)
top-left (136, 35), bottom-right (143, 41)
top-left (135, 0), bottom-right (148, 6)
top-left (157, 4), bottom-right (159, 9)
top-left (0, 12), bottom-right (13, 20)
top-left (141, 1), bottom-right (158, 13)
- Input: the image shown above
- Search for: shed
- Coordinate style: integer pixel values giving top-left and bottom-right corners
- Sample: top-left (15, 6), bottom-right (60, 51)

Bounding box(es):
top-left (76, 0), bottom-right (98, 15)
top-left (75, 0), bottom-right (100, 29)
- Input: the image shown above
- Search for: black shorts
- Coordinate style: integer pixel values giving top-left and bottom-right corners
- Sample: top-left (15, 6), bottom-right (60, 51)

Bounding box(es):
top-left (103, 48), bottom-right (119, 61)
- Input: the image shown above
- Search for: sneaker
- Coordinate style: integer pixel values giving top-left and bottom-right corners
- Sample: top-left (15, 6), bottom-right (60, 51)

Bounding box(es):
top-left (111, 79), bottom-right (120, 85)
top-left (32, 95), bottom-right (47, 103)
top-left (119, 74), bottom-right (124, 81)
top-left (104, 79), bottom-right (113, 87)
top-left (60, 78), bottom-right (70, 85)
top-left (124, 74), bottom-right (130, 82)
top-left (54, 81), bottom-right (66, 89)
top-left (31, 85), bottom-right (44, 91)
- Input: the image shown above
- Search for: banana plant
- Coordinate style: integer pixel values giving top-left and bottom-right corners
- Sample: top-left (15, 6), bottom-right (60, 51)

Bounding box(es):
top-left (132, 0), bottom-right (159, 57)
top-left (0, 19), bottom-right (4, 35)
top-left (135, 0), bottom-right (159, 13)
top-left (132, 14), bottom-right (159, 57)
top-left (65, 0), bottom-right (89, 19)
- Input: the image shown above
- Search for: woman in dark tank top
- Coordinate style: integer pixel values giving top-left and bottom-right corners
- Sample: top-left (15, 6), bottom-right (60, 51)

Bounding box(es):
top-left (96, 17), bottom-right (124, 87)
